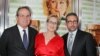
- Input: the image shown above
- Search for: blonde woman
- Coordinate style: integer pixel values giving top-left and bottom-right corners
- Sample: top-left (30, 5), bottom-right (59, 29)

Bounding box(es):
top-left (35, 15), bottom-right (65, 56)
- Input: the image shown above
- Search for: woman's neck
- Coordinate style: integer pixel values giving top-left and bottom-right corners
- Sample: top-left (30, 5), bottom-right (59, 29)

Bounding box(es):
top-left (44, 31), bottom-right (55, 45)
top-left (46, 31), bottom-right (55, 36)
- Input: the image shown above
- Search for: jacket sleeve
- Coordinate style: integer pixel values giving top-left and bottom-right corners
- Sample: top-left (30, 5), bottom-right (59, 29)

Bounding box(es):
top-left (0, 30), bottom-right (8, 56)
top-left (85, 33), bottom-right (97, 56)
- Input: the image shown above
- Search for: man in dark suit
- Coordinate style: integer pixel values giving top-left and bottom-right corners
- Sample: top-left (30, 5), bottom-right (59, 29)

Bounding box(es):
top-left (0, 6), bottom-right (38, 56)
top-left (62, 12), bottom-right (97, 56)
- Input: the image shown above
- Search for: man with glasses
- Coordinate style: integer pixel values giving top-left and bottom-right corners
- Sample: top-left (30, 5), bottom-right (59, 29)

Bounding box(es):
top-left (62, 12), bottom-right (97, 56)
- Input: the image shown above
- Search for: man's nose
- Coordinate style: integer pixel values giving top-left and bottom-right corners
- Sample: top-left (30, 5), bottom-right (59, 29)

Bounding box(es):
top-left (71, 22), bottom-right (75, 25)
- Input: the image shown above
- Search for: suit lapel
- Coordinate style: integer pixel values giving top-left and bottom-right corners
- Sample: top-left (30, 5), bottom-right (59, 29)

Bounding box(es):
top-left (14, 25), bottom-right (25, 49)
top-left (63, 33), bottom-right (70, 56)
top-left (27, 27), bottom-right (33, 49)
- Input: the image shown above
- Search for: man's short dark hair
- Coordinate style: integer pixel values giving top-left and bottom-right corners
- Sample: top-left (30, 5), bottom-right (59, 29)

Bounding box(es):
top-left (65, 12), bottom-right (79, 22)
top-left (16, 6), bottom-right (32, 16)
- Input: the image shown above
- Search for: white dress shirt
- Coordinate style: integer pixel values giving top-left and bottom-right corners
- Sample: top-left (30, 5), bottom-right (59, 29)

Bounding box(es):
top-left (17, 25), bottom-right (29, 41)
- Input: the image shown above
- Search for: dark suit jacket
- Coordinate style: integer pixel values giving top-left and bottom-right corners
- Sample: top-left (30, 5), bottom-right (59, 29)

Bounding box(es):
top-left (0, 25), bottom-right (38, 56)
top-left (62, 29), bottom-right (97, 56)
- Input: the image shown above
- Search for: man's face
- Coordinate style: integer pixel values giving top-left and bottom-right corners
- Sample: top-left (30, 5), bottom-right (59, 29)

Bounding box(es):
top-left (66, 15), bottom-right (79, 32)
top-left (49, 0), bottom-right (67, 17)
top-left (17, 8), bottom-right (31, 28)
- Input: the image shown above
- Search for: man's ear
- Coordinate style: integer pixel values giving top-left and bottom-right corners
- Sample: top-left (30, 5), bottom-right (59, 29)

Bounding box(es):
top-left (78, 20), bottom-right (81, 29)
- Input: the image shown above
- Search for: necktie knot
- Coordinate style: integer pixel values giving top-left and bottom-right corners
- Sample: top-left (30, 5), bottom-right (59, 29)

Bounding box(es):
top-left (23, 30), bottom-right (26, 33)
top-left (70, 33), bottom-right (73, 38)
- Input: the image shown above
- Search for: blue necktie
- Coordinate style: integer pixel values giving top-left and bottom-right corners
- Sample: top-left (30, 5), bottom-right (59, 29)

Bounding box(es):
top-left (23, 30), bottom-right (29, 49)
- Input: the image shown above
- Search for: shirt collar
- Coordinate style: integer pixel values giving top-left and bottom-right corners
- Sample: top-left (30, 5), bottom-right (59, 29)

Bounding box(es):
top-left (69, 29), bottom-right (78, 36)
top-left (17, 25), bottom-right (28, 31)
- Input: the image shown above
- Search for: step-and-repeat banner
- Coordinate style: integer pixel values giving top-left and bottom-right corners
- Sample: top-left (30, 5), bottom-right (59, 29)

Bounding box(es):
top-left (8, 0), bottom-right (100, 37)
top-left (8, 0), bottom-right (73, 36)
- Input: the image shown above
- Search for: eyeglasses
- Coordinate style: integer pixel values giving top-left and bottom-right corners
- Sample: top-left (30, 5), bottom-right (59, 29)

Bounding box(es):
top-left (18, 15), bottom-right (31, 18)
top-left (48, 21), bottom-right (58, 25)
top-left (66, 20), bottom-right (78, 24)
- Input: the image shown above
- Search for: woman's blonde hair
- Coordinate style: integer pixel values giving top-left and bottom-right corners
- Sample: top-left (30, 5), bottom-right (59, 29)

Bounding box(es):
top-left (46, 14), bottom-right (60, 25)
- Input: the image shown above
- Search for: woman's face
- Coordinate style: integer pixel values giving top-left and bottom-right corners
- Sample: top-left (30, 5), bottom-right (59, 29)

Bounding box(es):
top-left (48, 0), bottom-right (67, 17)
top-left (47, 17), bottom-right (58, 32)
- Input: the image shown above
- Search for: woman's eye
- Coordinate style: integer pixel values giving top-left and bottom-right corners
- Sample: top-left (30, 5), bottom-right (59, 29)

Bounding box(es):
top-left (60, 1), bottom-right (64, 4)
top-left (51, 0), bottom-right (56, 3)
